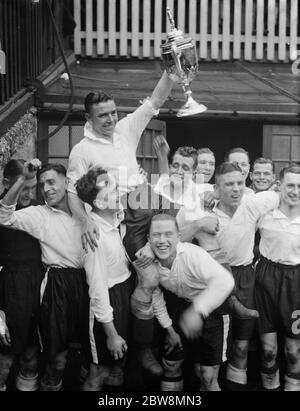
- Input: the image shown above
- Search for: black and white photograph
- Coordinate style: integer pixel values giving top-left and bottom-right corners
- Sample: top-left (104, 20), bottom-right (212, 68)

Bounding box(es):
top-left (0, 0), bottom-right (300, 400)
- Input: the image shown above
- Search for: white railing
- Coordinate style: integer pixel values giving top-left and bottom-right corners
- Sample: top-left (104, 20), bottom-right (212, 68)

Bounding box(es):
top-left (74, 0), bottom-right (300, 62)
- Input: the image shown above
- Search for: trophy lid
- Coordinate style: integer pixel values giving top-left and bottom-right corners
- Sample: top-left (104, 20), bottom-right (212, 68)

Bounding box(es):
top-left (161, 8), bottom-right (192, 51)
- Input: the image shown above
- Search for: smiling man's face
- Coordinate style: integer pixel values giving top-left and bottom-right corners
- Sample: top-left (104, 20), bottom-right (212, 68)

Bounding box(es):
top-left (86, 100), bottom-right (118, 139)
top-left (148, 219), bottom-right (180, 264)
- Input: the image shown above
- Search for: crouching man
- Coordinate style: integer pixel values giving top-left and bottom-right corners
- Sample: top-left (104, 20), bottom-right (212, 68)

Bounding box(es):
top-left (145, 214), bottom-right (235, 390)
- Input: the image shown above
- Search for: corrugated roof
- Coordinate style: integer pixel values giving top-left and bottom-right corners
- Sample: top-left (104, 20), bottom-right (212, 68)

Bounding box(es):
top-left (43, 60), bottom-right (300, 118)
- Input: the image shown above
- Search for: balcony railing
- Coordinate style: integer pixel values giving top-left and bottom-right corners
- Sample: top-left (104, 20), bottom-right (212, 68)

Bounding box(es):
top-left (0, 0), bottom-right (71, 107)
top-left (74, 0), bottom-right (300, 62)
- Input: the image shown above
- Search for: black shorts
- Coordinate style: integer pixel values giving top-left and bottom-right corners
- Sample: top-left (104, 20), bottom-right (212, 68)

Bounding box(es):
top-left (39, 267), bottom-right (89, 356)
top-left (255, 257), bottom-right (300, 339)
top-left (231, 264), bottom-right (256, 341)
top-left (162, 288), bottom-right (229, 366)
top-left (0, 261), bottom-right (44, 355)
top-left (90, 276), bottom-right (134, 366)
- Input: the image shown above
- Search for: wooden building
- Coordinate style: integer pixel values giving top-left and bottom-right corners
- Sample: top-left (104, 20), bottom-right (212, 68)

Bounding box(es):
top-left (1, 0), bottom-right (300, 177)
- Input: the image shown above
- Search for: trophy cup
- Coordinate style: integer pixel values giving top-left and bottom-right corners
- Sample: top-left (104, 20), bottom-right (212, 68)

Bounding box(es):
top-left (161, 8), bottom-right (207, 117)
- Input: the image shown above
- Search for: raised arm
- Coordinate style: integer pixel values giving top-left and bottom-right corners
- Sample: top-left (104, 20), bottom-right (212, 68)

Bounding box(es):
top-left (153, 135), bottom-right (170, 176)
top-left (150, 71), bottom-right (174, 110)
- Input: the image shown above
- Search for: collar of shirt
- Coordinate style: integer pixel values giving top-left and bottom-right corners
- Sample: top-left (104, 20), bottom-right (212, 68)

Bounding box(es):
top-left (213, 202), bottom-right (231, 219)
top-left (44, 202), bottom-right (73, 217)
top-left (155, 242), bottom-right (185, 271)
top-left (90, 209), bottom-right (125, 233)
top-left (84, 121), bottom-right (115, 145)
top-left (272, 208), bottom-right (300, 223)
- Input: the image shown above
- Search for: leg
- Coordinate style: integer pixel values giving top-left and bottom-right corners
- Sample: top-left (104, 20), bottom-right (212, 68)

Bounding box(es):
top-left (40, 350), bottom-right (68, 391)
top-left (198, 364), bottom-right (221, 391)
top-left (0, 352), bottom-right (14, 390)
top-left (161, 356), bottom-right (184, 391)
top-left (106, 364), bottom-right (124, 390)
top-left (260, 332), bottom-right (280, 390)
top-left (16, 345), bottom-right (39, 391)
top-left (82, 362), bottom-right (109, 391)
top-left (131, 263), bottom-right (162, 376)
top-left (284, 337), bottom-right (300, 391)
top-left (226, 339), bottom-right (249, 390)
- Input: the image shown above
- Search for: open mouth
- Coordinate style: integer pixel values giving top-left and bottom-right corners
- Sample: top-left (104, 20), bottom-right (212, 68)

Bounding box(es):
top-left (156, 245), bottom-right (169, 252)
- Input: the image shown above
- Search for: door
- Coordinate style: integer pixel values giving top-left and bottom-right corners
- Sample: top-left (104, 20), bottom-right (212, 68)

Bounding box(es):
top-left (263, 125), bottom-right (300, 176)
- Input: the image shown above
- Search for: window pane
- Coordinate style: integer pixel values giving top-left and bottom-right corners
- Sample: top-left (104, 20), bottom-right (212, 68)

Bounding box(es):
top-left (271, 134), bottom-right (290, 160)
top-left (71, 126), bottom-right (84, 149)
top-left (291, 136), bottom-right (300, 162)
top-left (48, 126), bottom-right (69, 157)
top-left (48, 157), bottom-right (69, 169)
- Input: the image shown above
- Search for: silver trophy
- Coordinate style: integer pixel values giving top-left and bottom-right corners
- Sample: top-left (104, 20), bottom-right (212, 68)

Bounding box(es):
top-left (161, 8), bottom-right (207, 117)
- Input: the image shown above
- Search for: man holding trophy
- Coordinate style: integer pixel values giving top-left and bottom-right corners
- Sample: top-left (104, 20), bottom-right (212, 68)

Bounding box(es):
top-left (67, 8), bottom-right (208, 386)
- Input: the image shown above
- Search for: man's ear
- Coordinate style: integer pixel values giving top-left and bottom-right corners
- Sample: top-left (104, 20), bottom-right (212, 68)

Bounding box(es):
top-left (85, 112), bottom-right (91, 123)
top-left (147, 233), bottom-right (150, 242)
top-left (3, 178), bottom-right (10, 190)
top-left (249, 172), bottom-right (254, 182)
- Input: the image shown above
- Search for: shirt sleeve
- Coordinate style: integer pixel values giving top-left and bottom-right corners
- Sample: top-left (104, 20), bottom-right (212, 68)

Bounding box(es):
top-left (83, 243), bottom-right (113, 323)
top-left (218, 191), bottom-right (280, 263)
top-left (67, 144), bottom-right (89, 194)
top-left (0, 202), bottom-right (45, 240)
top-left (119, 98), bottom-right (159, 150)
top-left (152, 287), bottom-right (173, 329)
top-left (187, 247), bottom-right (235, 318)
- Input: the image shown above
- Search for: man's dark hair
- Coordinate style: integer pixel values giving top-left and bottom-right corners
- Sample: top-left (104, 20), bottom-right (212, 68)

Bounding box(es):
top-left (224, 147), bottom-right (250, 163)
top-left (84, 91), bottom-right (114, 114)
top-left (37, 163), bottom-right (67, 179)
top-left (252, 157), bottom-right (275, 173)
top-left (3, 159), bottom-right (26, 180)
top-left (197, 147), bottom-right (215, 157)
top-left (279, 164), bottom-right (300, 181)
top-left (172, 146), bottom-right (198, 169)
top-left (215, 162), bottom-right (243, 183)
top-left (150, 213), bottom-right (179, 232)
top-left (76, 167), bottom-right (108, 206)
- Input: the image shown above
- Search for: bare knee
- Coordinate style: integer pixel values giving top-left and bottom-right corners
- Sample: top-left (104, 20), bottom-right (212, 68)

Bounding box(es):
top-left (20, 347), bottom-right (39, 374)
top-left (285, 343), bottom-right (300, 370)
top-left (199, 366), bottom-right (220, 391)
top-left (232, 341), bottom-right (248, 361)
top-left (262, 343), bottom-right (277, 366)
top-left (43, 351), bottom-right (68, 386)
top-left (0, 354), bottom-right (14, 384)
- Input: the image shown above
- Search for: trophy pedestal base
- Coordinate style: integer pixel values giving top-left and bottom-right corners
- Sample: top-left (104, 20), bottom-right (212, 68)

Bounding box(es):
top-left (177, 95), bottom-right (207, 117)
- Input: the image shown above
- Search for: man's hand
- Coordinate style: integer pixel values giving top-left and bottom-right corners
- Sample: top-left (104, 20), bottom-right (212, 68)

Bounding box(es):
top-left (81, 218), bottom-right (100, 253)
top-left (164, 327), bottom-right (183, 356)
top-left (23, 158), bottom-right (42, 180)
top-left (179, 305), bottom-right (204, 340)
top-left (197, 215), bottom-right (219, 235)
top-left (138, 166), bottom-right (148, 184)
top-left (106, 334), bottom-right (128, 360)
top-left (0, 311), bottom-right (11, 347)
top-left (135, 242), bottom-right (155, 269)
top-left (153, 135), bottom-right (170, 159)
top-left (199, 191), bottom-right (218, 210)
